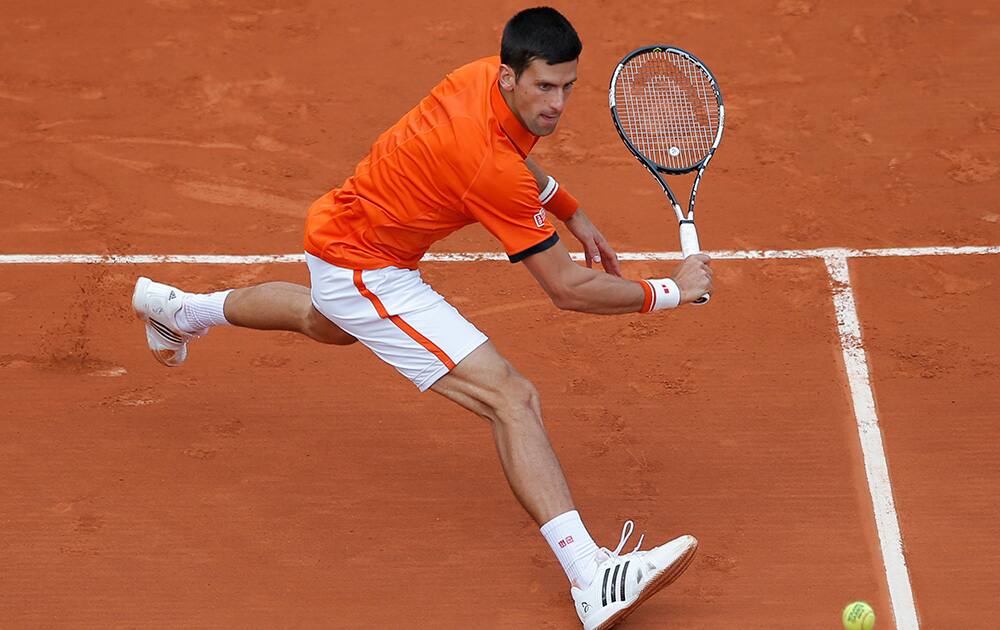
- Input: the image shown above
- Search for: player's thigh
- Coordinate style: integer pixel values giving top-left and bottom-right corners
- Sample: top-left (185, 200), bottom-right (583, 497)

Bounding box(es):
top-left (306, 253), bottom-right (487, 391)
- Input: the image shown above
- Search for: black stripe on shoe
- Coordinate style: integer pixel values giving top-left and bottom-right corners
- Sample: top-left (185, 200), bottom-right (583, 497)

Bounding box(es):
top-left (149, 319), bottom-right (182, 343)
top-left (601, 567), bottom-right (610, 607)
top-left (621, 561), bottom-right (630, 602)
top-left (149, 318), bottom-right (183, 343)
top-left (610, 564), bottom-right (621, 603)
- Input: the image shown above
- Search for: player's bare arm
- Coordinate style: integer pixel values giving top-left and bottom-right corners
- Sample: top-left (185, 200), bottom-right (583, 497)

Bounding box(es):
top-left (522, 239), bottom-right (713, 313)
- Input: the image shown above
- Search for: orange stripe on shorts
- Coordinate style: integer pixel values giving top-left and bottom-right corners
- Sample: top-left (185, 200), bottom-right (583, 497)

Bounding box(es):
top-left (352, 270), bottom-right (456, 370)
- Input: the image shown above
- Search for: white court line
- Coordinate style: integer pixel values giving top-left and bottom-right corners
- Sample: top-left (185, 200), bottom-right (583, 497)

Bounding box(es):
top-left (6, 244), bottom-right (998, 628)
top-left (824, 255), bottom-right (920, 630)
top-left (1, 243), bottom-right (999, 264)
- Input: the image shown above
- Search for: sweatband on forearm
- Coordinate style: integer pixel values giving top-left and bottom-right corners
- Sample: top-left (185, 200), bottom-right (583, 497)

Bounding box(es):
top-left (637, 278), bottom-right (681, 312)
top-left (538, 176), bottom-right (579, 221)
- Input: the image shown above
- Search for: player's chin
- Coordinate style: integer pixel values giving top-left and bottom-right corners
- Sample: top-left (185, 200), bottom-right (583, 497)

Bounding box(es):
top-left (535, 116), bottom-right (560, 136)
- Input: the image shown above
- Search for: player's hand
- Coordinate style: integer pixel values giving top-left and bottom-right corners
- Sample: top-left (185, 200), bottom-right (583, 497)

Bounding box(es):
top-left (564, 209), bottom-right (622, 277)
top-left (671, 254), bottom-right (713, 305)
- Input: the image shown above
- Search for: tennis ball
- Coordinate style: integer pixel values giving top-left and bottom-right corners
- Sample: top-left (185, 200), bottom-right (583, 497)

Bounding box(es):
top-left (842, 601), bottom-right (875, 630)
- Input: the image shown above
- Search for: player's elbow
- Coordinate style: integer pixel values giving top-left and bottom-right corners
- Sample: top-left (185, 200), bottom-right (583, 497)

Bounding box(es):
top-left (549, 286), bottom-right (586, 312)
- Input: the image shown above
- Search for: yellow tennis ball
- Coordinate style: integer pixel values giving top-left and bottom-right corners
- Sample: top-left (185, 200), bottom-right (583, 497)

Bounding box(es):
top-left (842, 601), bottom-right (876, 630)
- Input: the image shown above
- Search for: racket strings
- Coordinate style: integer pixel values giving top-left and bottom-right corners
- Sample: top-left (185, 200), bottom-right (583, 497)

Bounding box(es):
top-left (622, 55), bottom-right (714, 165)
top-left (615, 50), bottom-right (719, 170)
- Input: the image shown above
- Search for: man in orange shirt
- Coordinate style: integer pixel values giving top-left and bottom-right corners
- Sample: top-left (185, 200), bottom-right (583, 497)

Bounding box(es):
top-left (132, 8), bottom-right (712, 629)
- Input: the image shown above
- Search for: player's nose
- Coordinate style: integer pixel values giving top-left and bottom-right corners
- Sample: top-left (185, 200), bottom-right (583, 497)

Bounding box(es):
top-left (549, 91), bottom-right (566, 113)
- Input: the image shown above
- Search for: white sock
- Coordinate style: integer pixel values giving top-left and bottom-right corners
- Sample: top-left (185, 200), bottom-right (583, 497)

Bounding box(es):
top-left (175, 290), bottom-right (233, 333)
top-left (540, 510), bottom-right (602, 588)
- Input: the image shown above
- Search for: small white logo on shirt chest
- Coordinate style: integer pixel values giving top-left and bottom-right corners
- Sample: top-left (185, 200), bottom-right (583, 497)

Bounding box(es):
top-left (533, 208), bottom-right (546, 228)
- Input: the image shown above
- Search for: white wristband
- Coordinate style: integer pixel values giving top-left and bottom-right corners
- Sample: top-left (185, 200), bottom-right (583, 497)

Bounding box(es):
top-left (640, 278), bottom-right (681, 312)
top-left (538, 175), bottom-right (558, 204)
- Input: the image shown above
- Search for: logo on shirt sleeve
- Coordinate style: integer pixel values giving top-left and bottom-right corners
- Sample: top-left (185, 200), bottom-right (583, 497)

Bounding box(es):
top-left (533, 208), bottom-right (547, 228)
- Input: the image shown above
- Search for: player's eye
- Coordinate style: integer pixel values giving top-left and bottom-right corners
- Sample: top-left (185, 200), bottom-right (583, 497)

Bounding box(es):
top-left (564, 82), bottom-right (575, 92)
top-left (538, 83), bottom-right (552, 91)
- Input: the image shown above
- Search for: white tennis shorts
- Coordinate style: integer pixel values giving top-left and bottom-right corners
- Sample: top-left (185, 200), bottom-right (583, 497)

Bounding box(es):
top-left (305, 252), bottom-right (488, 391)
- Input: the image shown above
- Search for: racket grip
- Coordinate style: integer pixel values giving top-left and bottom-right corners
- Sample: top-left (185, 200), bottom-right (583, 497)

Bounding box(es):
top-left (679, 221), bottom-right (701, 257)
top-left (678, 221), bottom-right (711, 305)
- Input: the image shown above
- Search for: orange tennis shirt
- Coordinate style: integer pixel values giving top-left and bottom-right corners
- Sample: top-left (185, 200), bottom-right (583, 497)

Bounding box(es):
top-left (304, 56), bottom-right (559, 270)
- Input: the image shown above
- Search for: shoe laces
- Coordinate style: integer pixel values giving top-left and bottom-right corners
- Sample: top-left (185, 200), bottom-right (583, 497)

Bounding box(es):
top-left (608, 520), bottom-right (645, 557)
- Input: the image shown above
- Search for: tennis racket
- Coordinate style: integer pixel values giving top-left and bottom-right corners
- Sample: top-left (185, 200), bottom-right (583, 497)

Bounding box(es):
top-left (609, 45), bottom-right (724, 304)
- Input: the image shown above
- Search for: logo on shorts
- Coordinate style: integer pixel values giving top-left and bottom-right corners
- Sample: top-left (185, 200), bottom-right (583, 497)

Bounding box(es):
top-left (533, 208), bottom-right (547, 228)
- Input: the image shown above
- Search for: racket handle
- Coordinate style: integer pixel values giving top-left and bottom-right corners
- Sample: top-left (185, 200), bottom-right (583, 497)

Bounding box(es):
top-left (678, 221), bottom-right (711, 305)
top-left (679, 221), bottom-right (701, 257)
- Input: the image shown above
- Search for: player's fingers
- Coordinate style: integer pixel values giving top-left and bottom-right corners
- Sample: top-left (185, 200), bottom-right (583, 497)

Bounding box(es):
top-left (586, 242), bottom-right (602, 269)
top-left (598, 241), bottom-right (622, 276)
top-left (605, 253), bottom-right (621, 277)
top-left (682, 257), bottom-right (705, 273)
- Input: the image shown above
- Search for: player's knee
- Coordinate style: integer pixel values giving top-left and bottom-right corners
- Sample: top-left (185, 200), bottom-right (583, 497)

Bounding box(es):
top-left (323, 329), bottom-right (358, 345)
top-left (492, 372), bottom-right (542, 427)
top-left (305, 308), bottom-right (357, 345)
top-left (309, 322), bottom-right (357, 345)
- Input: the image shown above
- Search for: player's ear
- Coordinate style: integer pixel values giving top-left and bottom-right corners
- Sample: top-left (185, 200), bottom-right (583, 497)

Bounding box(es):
top-left (498, 64), bottom-right (516, 92)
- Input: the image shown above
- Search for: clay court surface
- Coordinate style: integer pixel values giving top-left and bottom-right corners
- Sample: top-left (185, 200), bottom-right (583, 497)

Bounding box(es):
top-left (2, 1), bottom-right (998, 628)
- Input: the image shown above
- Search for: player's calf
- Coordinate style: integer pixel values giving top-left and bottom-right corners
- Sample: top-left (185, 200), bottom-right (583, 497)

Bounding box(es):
top-left (223, 282), bottom-right (355, 344)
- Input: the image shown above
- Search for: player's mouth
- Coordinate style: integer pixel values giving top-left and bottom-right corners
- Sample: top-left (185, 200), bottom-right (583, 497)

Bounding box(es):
top-left (539, 113), bottom-right (560, 125)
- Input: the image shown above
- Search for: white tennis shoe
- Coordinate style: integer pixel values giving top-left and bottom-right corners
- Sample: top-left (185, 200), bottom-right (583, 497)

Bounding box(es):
top-left (571, 521), bottom-right (698, 630)
top-left (132, 276), bottom-right (204, 367)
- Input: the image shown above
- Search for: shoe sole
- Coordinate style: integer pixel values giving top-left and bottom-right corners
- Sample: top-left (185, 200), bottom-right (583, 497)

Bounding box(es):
top-left (594, 536), bottom-right (698, 630)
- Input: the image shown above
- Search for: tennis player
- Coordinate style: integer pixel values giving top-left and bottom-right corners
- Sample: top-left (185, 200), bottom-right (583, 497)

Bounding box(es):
top-left (132, 7), bottom-right (712, 629)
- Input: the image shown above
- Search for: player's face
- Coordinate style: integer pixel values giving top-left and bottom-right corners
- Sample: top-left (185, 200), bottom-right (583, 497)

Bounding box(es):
top-left (501, 58), bottom-right (578, 136)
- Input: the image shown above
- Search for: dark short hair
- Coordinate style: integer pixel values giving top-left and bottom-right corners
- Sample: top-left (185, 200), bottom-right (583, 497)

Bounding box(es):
top-left (500, 7), bottom-right (582, 78)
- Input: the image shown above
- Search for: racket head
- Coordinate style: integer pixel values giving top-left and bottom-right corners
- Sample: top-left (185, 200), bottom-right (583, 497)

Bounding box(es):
top-left (610, 45), bottom-right (724, 174)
